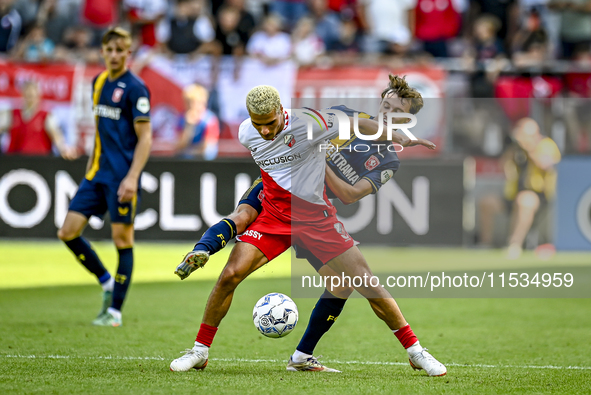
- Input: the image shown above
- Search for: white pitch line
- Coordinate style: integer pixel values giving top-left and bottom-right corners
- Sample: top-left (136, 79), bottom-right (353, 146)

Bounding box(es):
top-left (1, 354), bottom-right (590, 371)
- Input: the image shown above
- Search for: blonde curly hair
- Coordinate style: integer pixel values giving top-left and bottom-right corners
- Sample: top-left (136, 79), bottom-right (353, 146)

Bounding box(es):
top-left (246, 85), bottom-right (282, 115)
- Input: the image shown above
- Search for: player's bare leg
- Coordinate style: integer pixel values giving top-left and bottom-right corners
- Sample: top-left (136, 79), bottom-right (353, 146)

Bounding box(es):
top-left (202, 241), bottom-right (268, 326)
top-left (507, 190), bottom-right (540, 259)
top-left (170, 242), bottom-right (269, 371)
top-left (326, 246), bottom-right (446, 376)
top-left (316, 264), bottom-right (354, 298)
top-left (175, 204), bottom-right (259, 279)
top-left (57, 211), bottom-right (88, 241)
top-left (326, 247), bottom-right (406, 328)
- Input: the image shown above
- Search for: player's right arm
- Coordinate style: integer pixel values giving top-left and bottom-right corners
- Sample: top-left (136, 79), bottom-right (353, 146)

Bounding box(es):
top-left (390, 129), bottom-right (436, 150)
top-left (352, 116), bottom-right (436, 149)
top-left (325, 166), bottom-right (374, 205)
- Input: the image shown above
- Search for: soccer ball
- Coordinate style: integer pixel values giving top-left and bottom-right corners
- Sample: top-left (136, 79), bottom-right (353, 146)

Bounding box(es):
top-left (253, 293), bottom-right (298, 338)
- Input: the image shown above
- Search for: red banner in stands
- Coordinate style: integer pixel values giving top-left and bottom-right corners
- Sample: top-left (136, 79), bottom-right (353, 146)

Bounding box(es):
top-left (0, 61), bottom-right (77, 103)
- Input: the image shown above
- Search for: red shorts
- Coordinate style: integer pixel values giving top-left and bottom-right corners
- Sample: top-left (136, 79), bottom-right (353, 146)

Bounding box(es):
top-left (236, 206), bottom-right (355, 264)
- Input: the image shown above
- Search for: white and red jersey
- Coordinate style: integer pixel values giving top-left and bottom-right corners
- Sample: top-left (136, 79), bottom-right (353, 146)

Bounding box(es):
top-left (238, 108), bottom-right (340, 223)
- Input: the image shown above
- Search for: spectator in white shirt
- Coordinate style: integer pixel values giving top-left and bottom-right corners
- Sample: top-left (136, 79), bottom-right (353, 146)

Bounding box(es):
top-left (246, 14), bottom-right (292, 65)
top-left (360, 0), bottom-right (417, 54)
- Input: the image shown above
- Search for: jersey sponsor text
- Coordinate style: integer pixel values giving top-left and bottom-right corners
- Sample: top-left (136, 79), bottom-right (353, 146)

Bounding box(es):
top-left (94, 104), bottom-right (122, 120)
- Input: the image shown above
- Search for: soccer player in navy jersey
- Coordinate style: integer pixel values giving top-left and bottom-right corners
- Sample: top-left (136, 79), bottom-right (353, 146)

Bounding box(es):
top-left (174, 76), bottom-right (444, 375)
top-left (57, 27), bottom-right (152, 327)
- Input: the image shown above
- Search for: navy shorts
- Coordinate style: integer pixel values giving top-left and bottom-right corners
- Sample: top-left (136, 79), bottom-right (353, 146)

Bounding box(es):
top-left (69, 178), bottom-right (139, 224)
top-left (238, 177), bottom-right (263, 213)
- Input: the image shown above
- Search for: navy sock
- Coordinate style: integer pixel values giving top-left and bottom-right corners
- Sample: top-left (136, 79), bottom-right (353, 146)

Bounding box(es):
top-left (64, 237), bottom-right (108, 282)
top-left (112, 248), bottom-right (133, 311)
top-left (296, 289), bottom-right (347, 355)
top-left (194, 218), bottom-right (237, 256)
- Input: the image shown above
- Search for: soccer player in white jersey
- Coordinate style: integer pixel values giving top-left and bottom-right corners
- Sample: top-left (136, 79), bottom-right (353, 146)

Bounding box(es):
top-left (170, 86), bottom-right (446, 376)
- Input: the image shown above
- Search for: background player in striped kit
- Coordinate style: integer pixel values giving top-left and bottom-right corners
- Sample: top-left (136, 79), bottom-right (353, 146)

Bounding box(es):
top-left (57, 27), bottom-right (152, 327)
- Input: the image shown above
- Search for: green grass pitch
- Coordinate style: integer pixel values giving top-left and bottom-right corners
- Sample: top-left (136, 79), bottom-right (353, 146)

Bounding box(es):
top-left (1, 241), bottom-right (590, 394)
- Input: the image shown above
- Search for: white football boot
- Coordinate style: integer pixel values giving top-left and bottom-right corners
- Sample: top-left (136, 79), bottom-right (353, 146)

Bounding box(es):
top-left (170, 345), bottom-right (209, 371)
top-left (408, 346), bottom-right (447, 376)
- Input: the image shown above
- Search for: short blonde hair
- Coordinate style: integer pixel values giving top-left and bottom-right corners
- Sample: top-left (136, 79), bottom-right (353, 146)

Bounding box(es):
top-left (246, 85), bottom-right (281, 115)
top-left (102, 27), bottom-right (132, 48)
top-left (183, 84), bottom-right (209, 103)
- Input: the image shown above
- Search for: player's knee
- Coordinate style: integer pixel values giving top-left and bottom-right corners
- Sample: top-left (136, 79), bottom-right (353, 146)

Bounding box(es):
top-left (516, 191), bottom-right (540, 210)
top-left (330, 286), bottom-right (354, 299)
top-left (57, 227), bottom-right (74, 241)
top-left (57, 228), bottom-right (66, 241)
top-left (114, 240), bottom-right (133, 249)
top-left (219, 266), bottom-right (245, 288)
top-left (112, 225), bottom-right (134, 248)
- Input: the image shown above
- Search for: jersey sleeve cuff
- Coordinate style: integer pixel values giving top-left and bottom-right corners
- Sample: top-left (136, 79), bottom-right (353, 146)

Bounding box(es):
top-left (363, 176), bottom-right (379, 194)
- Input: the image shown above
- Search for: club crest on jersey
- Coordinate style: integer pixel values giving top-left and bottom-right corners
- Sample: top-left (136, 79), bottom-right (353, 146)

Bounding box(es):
top-left (365, 155), bottom-right (380, 171)
top-left (112, 88), bottom-right (124, 103)
top-left (284, 134), bottom-right (296, 148)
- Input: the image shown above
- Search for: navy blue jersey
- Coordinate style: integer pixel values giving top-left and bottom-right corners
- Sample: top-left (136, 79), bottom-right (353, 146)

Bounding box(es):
top-left (86, 70), bottom-right (151, 184)
top-left (324, 105), bottom-right (400, 196)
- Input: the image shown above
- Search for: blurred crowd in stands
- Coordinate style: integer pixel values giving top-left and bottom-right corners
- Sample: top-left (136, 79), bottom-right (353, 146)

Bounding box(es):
top-left (2, 0), bottom-right (589, 253)
top-left (1, 0), bottom-right (591, 67)
top-left (2, 0), bottom-right (591, 161)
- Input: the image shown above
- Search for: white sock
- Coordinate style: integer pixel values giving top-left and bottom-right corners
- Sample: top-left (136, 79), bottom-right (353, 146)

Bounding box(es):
top-left (292, 350), bottom-right (312, 363)
top-left (406, 341), bottom-right (422, 355)
top-left (107, 307), bottom-right (121, 320)
top-left (194, 341), bottom-right (209, 349)
top-left (101, 277), bottom-right (114, 292)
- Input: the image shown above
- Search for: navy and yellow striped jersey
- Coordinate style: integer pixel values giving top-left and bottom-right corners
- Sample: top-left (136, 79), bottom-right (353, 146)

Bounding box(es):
top-left (324, 105), bottom-right (400, 195)
top-left (86, 70), bottom-right (151, 184)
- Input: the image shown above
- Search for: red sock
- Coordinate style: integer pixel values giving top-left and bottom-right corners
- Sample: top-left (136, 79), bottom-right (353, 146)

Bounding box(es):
top-left (394, 324), bottom-right (418, 349)
top-left (195, 323), bottom-right (218, 347)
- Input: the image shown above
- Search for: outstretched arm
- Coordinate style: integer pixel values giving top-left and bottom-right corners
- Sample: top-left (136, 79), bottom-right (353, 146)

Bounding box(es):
top-left (395, 130), bottom-right (436, 150)
top-left (351, 117), bottom-right (436, 149)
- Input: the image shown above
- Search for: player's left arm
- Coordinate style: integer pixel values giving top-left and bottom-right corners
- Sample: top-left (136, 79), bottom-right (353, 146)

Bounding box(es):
top-left (355, 118), bottom-right (436, 149)
top-left (118, 120), bottom-right (152, 203)
top-left (325, 165), bottom-right (374, 205)
top-left (44, 114), bottom-right (78, 160)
